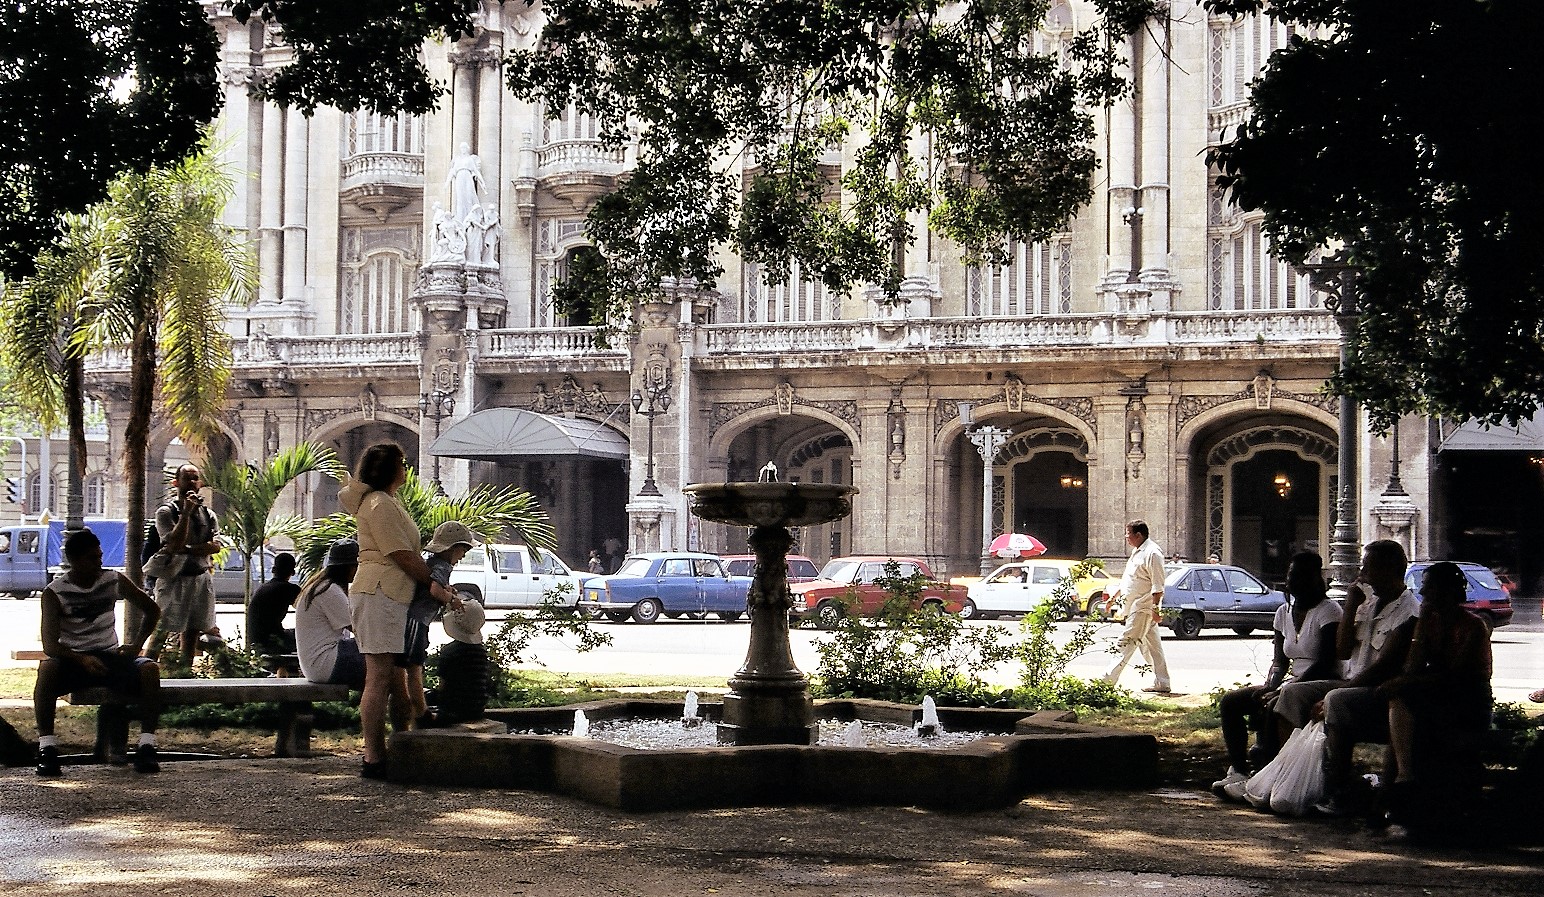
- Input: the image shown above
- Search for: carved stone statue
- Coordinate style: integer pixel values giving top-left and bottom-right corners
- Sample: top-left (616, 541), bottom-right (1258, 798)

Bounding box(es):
top-left (430, 202), bottom-right (466, 263)
top-left (445, 142), bottom-right (485, 222)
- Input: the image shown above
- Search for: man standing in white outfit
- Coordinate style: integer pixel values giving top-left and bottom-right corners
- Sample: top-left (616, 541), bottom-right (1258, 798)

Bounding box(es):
top-left (1103, 519), bottom-right (1172, 693)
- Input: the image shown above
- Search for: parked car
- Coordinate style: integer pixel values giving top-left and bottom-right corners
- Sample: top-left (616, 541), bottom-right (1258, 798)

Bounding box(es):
top-left (721, 554), bottom-right (821, 583)
top-left (212, 548), bottom-right (280, 604)
top-left (964, 559), bottom-right (1111, 620)
top-left (451, 543), bottom-right (588, 611)
top-left (578, 552), bottom-right (752, 623)
top-left (789, 556), bottom-right (962, 629)
top-left (1404, 561), bottom-right (1513, 631)
top-left (1161, 563), bottom-right (1286, 639)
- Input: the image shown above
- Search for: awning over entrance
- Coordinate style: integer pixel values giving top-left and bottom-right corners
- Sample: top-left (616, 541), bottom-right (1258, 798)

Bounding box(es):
top-left (1439, 409), bottom-right (1544, 451)
top-left (428, 408), bottom-right (628, 461)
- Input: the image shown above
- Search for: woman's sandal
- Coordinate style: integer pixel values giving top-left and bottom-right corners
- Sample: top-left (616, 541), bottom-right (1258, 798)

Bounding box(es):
top-left (361, 760), bottom-right (389, 780)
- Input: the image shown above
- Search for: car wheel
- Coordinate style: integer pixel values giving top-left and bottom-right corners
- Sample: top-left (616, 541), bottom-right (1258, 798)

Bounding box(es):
top-left (1172, 611), bottom-right (1204, 639)
top-left (9, 590), bottom-right (31, 600)
top-left (1232, 626), bottom-right (1254, 637)
top-left (684, 611), bottom-right (708, 620)
top-left (815, 600), bottom-right (844, 630)
top-left (632, 597), bottom-right (662, 624)
top-left (663, 612), bottom-right (682, 619)
top-left (920, 600), bottom-right (945, 616)
top-left (603, 610), bottom-right (630, 623)
top-left (716, 611), bottom-right (743, 622)
top-left (959, 599), bottom-right (979, 620)
top-left (1084, 592), bottom-right (1108, 619)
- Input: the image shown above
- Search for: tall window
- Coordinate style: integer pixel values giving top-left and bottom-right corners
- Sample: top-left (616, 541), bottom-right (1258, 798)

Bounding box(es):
top-left (339, 224), bottom-right (420, 334)
top-left (345, 110), bottom-right (425, 156)
top-left (542, 103), bottom-right (602, 143)
top-left (742, 262), bottom-right (833, 323)
top-left (967, 239), bottom-right (1074, 316)
top-left (1209, 12), bottom-right (1323, 109)
top-left (28, 471), bottom-right (56, 514)
top-left (85, 474), bottom-right (106, 516)
top-left (1207, 205), bottom-right (1321, 311)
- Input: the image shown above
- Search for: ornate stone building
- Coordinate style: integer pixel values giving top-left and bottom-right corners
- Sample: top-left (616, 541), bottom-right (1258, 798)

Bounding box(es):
top-left (73, 2), bottom-right (1464, 583)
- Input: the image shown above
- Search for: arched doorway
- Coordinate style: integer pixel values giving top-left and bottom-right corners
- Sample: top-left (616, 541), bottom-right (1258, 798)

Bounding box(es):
top-left (1003, 429), bottom-right (1090, 558)
top-left (712, 415), bottom-right (854, 566)
top-left (1199, 424), bottom-right (1336, 585)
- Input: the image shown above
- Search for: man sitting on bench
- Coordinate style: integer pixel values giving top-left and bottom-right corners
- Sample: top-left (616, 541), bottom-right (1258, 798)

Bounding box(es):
top-left (34, 528), bottom-right (164, 777)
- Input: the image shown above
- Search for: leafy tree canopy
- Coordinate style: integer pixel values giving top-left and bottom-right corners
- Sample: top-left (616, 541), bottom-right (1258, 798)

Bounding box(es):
top-left (0, 1), bottom-right (477, 280)
top-left (1205, 0), bottom-right (1544, 428)
top-left (507, 0), bottom-right (1160, 310)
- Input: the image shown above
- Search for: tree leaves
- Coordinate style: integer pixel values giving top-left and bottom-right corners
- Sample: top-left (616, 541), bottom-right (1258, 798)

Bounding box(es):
top-left (508, 0), bottom-right (1157, 315)
top-left (1206, 0), bottom-right (1544, 427)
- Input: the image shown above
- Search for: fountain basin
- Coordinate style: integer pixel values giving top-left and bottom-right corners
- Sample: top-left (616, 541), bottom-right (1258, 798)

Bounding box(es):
top-left (388, 698), bottom-right (1158, 811)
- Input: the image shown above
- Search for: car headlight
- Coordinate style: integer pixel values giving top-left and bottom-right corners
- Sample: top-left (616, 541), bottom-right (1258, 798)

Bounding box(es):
top-left (792, 594), bottom-right (807, 610)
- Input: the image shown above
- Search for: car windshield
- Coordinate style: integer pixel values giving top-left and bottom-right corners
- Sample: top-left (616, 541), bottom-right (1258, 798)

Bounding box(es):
top-left (818, 559), bottom-right (862, 582)
top-left (1164, 566), bottom-right (1191, 587)
top-left (1465, 567), bottom-right (1501, 590)
top-left (788, 559), bottom-right (819, 579)
top-left (615, 557), bottom-right (652, 577)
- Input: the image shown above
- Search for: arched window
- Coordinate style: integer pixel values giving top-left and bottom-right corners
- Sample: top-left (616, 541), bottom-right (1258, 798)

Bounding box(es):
top-left (28, 471), bottom-right (57, 515)
top-left (85, 473), bottom-right (106, 517)
top-left (553, 245), bottom-right (607, 327)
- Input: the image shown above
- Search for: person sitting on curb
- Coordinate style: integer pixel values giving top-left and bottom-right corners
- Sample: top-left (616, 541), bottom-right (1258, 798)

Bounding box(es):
top-left (1213, 551), bottom-right (1342, 797)
top-left (1302, 539), bottom-right (1421, 817)
top-left (1379, 561), bottom-right (1493, 831)
top-left (431, 598), bottom-right (494, 725)
top-left (34, 528), bottom-right (164, 777)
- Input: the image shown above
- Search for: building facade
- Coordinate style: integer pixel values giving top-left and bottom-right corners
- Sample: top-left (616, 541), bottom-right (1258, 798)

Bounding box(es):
top-left (70, 2), bottom-right (1463, 583)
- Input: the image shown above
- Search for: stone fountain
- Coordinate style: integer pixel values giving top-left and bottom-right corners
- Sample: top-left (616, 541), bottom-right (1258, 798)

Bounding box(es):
top-left (681, 480), bottom-right (857, 745)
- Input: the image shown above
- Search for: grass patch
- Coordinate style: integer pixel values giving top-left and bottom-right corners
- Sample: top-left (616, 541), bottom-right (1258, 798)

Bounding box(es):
top-left (0, 668), bottom-right (36, 700)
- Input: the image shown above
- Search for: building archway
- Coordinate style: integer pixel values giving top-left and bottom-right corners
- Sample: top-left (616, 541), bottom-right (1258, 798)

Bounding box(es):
top-left (1194, 422), bottom-right (1337, 584)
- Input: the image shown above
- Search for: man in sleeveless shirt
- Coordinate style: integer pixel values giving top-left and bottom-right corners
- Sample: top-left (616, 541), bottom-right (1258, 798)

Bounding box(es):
top-left (34, 528), bottom-right (164, 776)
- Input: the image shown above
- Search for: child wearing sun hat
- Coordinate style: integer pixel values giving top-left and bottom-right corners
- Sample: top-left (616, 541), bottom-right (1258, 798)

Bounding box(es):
top-left (432, 597), bottom-right (495, 724)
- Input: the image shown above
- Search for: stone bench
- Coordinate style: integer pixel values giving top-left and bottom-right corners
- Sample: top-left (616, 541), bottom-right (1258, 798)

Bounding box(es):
top-left (67, 676), bottom-right (350, 761)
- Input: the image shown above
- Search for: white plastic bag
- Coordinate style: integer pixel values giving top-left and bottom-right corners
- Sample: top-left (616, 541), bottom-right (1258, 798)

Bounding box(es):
top-left (1242, 721), bottom-right (1318, 810)
top-left (1268, 721), bottom-right (1327, 816)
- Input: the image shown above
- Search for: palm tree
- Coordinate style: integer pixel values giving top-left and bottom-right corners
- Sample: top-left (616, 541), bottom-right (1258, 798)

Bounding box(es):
top-left (205, 442), bottom-right (347, 604)
top-left (69, 147), bottom-right (253, 589)
top-left (283, 467), bottom-right (557, 576)
top-left (0, 223), bottom-right (95, 535)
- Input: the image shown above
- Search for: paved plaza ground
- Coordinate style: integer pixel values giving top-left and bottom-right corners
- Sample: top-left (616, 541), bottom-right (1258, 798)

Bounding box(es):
top-left (2, 754), bottom-right (1542, 897)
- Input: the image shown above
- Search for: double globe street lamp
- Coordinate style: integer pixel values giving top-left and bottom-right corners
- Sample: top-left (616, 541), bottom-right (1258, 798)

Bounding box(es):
top-left (631, 375), bottom-right (671, 497)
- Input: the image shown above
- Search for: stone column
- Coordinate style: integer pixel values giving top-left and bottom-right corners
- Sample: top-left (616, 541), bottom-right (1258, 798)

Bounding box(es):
top-left (281, 106), bottom-right (309, 304)
top-left (476, 54), bottom-right (503, 213)
top-left (1139, 12), bottom-right (1172, 290)
top-left (451, 54), bottom-right (477, 157)
top-left (257, 100), bottom-right (284, 305)
top-left (1104, 34), bottom-right (1138, 287)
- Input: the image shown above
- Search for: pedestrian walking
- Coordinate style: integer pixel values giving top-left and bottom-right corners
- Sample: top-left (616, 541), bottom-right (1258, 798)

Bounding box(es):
top-left (1102, 519), bottom-right (1173, 694)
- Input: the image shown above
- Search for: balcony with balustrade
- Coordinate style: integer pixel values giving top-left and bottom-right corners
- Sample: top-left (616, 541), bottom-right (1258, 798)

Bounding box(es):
top-left (340, 152), bottom-right (425, 220)
top-left (535, 140), bottom-right (629, 206)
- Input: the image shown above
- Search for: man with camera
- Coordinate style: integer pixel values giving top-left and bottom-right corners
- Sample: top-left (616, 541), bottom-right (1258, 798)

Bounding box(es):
top-left (148, 463), bottom-right (223, 667)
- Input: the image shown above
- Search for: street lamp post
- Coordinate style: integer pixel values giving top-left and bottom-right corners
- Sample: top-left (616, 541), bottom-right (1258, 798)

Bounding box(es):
top-left (1305, 256), bottom-right (1362, 590)
top-left (418, 389), bottom-right (456, 486)
top-left (631, 374), bottom-right (671, 497)
top-left (968, 423), bottom-right (1012, 576)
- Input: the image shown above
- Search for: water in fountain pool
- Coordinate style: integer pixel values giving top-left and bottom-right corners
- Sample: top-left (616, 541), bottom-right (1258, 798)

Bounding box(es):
top-left (528, 717), bottom-right (989, 750)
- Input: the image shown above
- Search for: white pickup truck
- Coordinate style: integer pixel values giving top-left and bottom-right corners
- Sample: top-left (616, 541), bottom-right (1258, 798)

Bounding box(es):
top-left (448, 543), bottom-right (589, 611)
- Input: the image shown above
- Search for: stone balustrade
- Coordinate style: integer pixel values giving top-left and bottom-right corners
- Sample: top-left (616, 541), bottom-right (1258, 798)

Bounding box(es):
top-left (1207, 102), bottom-right (1250, 146)
top-left (236, 333), bottom-right (420, 366)
top-left (339, 152), bottom-right (425, 192)
top-left (536, 140), bottom-right (628, 177)
top-left (482, 327), bottom-right (625, 359)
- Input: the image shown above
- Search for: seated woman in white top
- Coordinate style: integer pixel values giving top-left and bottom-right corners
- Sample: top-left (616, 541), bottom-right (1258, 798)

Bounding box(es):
top-left (1213, 552), bottom-right (1342, 795)
top-left (295, 540), bottom-right (365, 689)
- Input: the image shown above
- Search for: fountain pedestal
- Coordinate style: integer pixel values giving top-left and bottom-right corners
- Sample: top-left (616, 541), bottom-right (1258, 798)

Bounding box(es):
top-left (684, 482), bottom-right (857, 746)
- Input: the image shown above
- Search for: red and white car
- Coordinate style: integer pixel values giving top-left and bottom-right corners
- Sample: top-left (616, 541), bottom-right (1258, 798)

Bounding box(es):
top-left (789, 556), bottom-right (962, 629)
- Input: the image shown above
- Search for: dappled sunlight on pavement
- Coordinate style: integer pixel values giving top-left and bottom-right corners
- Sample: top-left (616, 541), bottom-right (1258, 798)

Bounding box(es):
top-left (0, 756), bottom-right (1540, 896)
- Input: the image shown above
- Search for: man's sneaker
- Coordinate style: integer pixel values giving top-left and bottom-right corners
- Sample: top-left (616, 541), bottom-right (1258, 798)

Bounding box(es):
top-left (1223, 779), bottom-right (1250, 803)
top-left (1211, 767), bottom-right (1248, 796)
top-left (35, 746), bottom-right (61, 777)
top-left (132, 744), bottom-right (160, 774)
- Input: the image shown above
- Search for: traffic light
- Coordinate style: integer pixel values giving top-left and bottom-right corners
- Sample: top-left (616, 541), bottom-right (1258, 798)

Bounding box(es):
top-left (4, 477), bottom-right (18, 504)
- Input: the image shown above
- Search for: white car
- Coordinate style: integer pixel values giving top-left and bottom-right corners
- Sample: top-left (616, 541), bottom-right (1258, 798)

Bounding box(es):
top-left (963, 559), bottom-right (1110, 620)
top-left (450, 543), bottom-right (589, 610)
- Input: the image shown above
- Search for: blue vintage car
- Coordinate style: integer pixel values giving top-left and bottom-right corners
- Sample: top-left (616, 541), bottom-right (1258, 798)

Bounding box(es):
top-left (577, 552), bottom-right (752, 623)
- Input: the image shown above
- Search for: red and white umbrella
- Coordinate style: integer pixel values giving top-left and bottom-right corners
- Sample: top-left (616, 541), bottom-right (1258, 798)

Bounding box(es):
top-left (989, 532), bottom-right (1047, 558)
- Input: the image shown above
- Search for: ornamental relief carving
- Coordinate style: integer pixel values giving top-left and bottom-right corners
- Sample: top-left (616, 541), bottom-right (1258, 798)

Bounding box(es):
top-left (303, 405), bottom-right (417, 437)
top-left (932, 386), bottom-right (1098, 438)
top-left (1176, 385), bottom-right (1339, 429)
top-left (708, 398), bottom-right (860, 441)
top-left (526, 374), bottom-right (627, 421)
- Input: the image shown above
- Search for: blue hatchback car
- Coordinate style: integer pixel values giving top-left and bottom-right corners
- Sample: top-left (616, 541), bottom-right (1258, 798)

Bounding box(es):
top-left (578, 552), bottom-right (753, 623)
top-left (1404, 561), bottom-right (1513, 631)
top-left (1161, 563), bottom-right (1287, 639)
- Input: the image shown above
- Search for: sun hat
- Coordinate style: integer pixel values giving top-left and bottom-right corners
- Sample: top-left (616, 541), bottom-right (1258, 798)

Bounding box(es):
top-left (326, 539), bottom-right (360, 568)
top-left (443, 598), bottom-right (486, 645)
top-left (425, 521), bottom-right (480, 554)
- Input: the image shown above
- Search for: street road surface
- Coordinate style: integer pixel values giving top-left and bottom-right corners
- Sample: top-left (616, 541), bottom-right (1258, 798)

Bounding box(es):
top-left (2, 596), bottom-right (1540, 704)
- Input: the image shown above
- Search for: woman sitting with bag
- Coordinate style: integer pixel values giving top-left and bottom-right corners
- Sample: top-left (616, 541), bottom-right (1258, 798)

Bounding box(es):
top-left (1214, 551), bottom-right (1342, 798)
